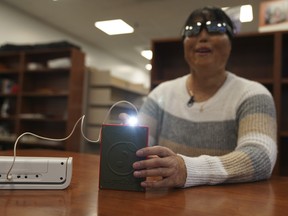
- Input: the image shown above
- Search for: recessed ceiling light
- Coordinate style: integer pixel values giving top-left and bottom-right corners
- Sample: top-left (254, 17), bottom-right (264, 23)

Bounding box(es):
top-left (95, 19), bottom-right (134, 35)
top-left (141, 50), bottom-right (153, 60)
top-left (240, 5), bottom-right (253, 23)
top-left (145, 64), bottom-right (152, 71)
top-left (223, 5), bottom-right (253, 23)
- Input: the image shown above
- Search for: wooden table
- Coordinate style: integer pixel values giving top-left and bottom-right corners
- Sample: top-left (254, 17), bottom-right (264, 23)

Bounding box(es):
top-left (1, 150), bottom-right (287, 216)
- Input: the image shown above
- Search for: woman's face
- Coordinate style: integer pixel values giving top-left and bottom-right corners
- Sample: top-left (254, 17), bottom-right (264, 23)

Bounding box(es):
top-left (183, 23), bottom-right (231, 73)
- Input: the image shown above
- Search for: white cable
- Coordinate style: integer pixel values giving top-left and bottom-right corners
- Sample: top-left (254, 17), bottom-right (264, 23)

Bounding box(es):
top-left (102, 100), bottom-right (139, 125)
top-left (81, 100), bottom-right (138, 143)
top-left (6, 100), bottom-right (139, 180)
top-left (80, 115), bottom-right (100, 143)
top-left (6, 116), bottom-right (83, 180)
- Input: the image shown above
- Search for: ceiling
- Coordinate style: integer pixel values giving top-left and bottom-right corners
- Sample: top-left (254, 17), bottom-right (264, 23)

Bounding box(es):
top-left (2, 0), bottom-right (264, 72)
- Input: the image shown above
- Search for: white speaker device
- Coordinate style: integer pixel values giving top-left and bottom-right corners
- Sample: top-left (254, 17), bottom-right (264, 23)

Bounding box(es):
top-left (0, 156), bottom-right (73, 189)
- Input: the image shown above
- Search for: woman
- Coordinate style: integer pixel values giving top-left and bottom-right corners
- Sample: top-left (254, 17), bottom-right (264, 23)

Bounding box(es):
top-left (133, 6), bottom-right (277, 188)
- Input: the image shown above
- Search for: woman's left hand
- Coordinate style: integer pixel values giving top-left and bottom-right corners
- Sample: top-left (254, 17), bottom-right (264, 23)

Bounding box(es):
top-left (133, 146), bottom-right (187, 188)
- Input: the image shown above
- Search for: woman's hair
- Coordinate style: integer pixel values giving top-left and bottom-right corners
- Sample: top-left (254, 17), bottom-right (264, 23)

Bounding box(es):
top-left (182, 6), bottom-right (235, 41)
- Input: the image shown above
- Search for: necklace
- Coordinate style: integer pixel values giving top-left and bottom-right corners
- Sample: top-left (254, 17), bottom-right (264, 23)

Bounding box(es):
top-left (187, 87), bottom-right (207, 112)
top-left (186, 77), bottom-right (207, 112)
top-left (186, 73), bottom-right (227, 112)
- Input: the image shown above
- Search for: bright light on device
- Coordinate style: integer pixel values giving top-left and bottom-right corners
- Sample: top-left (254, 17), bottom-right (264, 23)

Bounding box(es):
top-left (127, 116), bottom-right (138, 126)
top-left (141, 50), bottom-right (153, 60)
top-left (95, 19), bottom-right (134, 35)
top-left (145, 64), bottom-right (152, 71)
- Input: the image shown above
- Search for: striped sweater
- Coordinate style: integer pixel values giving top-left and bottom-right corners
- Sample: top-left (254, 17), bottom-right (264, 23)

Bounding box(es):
top-left (139, 72), bottom-right (277, 187)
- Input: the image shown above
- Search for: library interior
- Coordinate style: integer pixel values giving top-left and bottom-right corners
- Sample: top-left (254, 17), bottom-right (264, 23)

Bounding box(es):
top-left (0, 1), bottom-right (288, 215)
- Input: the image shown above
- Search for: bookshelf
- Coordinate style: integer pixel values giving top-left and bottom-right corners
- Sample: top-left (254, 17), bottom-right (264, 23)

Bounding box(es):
top-left (0, 47), bottom-right (85, 151)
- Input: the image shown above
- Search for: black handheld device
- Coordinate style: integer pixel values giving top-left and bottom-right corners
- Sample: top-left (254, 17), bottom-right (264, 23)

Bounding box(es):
top-left (99, 124), bottom-right (148, 191)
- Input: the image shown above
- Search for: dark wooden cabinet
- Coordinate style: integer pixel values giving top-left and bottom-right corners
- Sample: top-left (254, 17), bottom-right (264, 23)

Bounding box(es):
top-left (0, 48), bottom-right (85, 151)
top-left (151, 31), bottom-right (288, 176)
top-left (151, 38), bottom-right (188, 89)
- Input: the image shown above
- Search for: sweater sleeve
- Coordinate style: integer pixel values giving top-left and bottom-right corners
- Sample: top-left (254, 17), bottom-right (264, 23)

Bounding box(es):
top-left (179, 92), bottom-right (277, 187)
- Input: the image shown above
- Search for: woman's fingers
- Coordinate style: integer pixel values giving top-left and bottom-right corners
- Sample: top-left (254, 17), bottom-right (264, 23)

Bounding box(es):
top-left (133, 152), bottom-right (187, 188)
top-left (118, 113), bottom-right (130, 123)
top-left (136, 146), bottom-right (175, 158)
